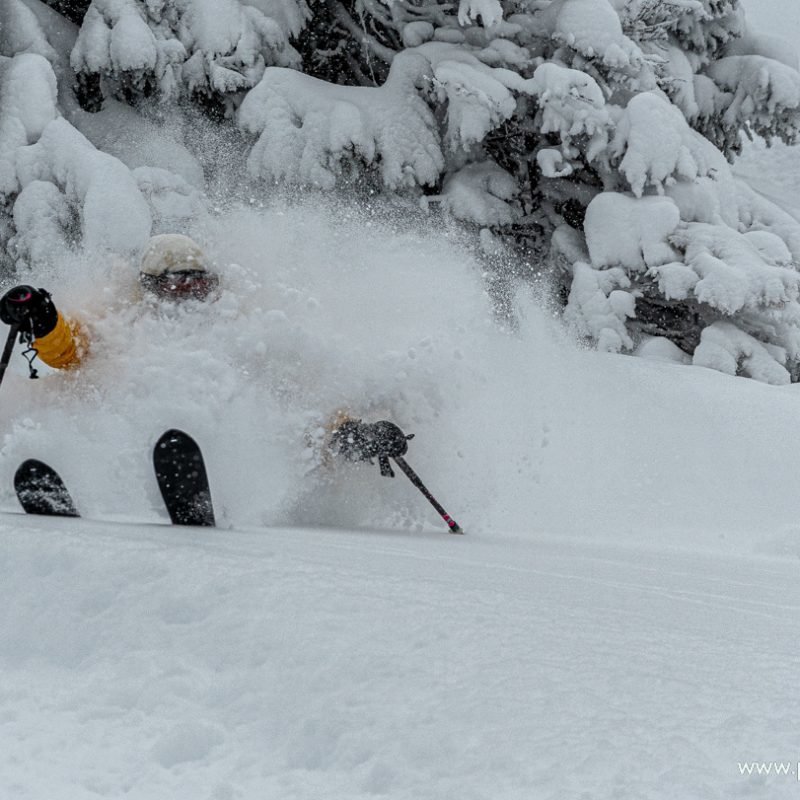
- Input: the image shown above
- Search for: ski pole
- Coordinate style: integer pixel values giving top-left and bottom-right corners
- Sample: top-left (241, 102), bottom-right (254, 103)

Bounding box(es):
top-left (392, 455), bottom-right (463, 534)
top-left (0, 323), bottom-right (19, 392)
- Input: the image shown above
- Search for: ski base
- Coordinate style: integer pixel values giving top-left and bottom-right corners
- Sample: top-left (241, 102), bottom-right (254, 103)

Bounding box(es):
top-left (14, 459), bottom-right (79, 517)
top-left (153, 429), bottom-right (216, 526)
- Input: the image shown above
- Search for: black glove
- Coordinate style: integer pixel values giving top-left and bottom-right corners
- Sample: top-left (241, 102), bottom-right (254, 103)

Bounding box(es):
top-left (0, 286), bottom-right (59, 337)
top-left (331, 420), bottom-right (412, 463)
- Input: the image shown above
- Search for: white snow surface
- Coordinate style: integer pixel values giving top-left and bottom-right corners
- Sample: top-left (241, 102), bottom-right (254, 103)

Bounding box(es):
top-left (2, 512), bottom-right (799, 800)
top-left (2, 191), bottom-right (800, 798)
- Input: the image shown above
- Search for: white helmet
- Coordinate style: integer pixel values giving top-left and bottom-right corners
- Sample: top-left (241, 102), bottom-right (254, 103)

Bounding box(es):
top-left (139, 234), bottom-right (218, 301)
top-left (140, 234), bottom-right (210, 276)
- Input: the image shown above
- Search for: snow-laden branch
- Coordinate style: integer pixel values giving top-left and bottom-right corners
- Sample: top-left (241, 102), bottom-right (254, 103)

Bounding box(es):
top-left (70, 0), bottom-right (308, 109)
top-left (706, 55), bottom-right (800, 144)
top-left (570, 187), bottom-right (800, 382)
top-left (239, 51), bottom-right (444, 190)
top-left (441, 160), bottom-right (518, 225)
top-left (239, 42), bottom-right (541, 192)
top-left (611, 91), bottom-right (723, 197)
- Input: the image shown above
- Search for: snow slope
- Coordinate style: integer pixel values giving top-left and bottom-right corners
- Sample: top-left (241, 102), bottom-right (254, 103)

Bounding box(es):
top-left (1, 513), bottom-right (799, 800)
top-left (741, 0), bottom-right (800, 56)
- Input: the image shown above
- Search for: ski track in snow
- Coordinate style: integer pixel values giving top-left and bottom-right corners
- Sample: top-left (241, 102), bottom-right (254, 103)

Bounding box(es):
top-left (0, 513), bottom-right (799, 800)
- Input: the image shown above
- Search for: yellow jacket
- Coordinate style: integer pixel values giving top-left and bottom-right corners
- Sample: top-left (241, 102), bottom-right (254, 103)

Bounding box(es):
top-left (33, 313), bottom-right (86, 369)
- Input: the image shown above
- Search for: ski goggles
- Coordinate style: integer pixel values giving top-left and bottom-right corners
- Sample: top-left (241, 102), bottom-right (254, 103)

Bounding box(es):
top-left (139, 270), bottom-right (220, 302)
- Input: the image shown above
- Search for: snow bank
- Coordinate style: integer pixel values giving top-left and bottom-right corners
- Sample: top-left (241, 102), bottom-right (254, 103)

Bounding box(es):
top-left (2, 513), bottom-right (799, 799)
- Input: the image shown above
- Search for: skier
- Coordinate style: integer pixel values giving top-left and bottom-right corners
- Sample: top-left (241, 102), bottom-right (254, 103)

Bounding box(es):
top-left (0, 233), bottom-right (219, 370)
top-left (1, 238), bottom-right (459, 529)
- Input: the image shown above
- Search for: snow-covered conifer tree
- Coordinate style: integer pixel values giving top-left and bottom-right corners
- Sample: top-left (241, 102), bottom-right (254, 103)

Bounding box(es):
top-left (4, 0), bottom-right (800, 382)
top-left (232, 0), bottom-right (800, 383)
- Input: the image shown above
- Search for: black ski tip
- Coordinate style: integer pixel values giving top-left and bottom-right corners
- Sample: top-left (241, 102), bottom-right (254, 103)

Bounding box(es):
top-left (155, 428), bottom-right (198, 450)
top-left (14, 459), bottom-right (80, 517)
top-left (153, 429), bottom-right (216, 527)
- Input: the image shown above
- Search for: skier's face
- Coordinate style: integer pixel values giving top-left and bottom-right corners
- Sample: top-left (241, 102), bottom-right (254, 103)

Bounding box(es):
top-left (140, 271), bottom-right (220, 302)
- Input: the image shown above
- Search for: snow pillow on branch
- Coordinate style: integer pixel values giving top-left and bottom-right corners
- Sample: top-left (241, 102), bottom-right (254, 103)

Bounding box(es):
top-left (71, 0), bottom-right (181, 107)
top-left (671, 223), bottom-right (800, 315)
top-left (0, 54), bottom-right (153, 267)
top-left (238, 51), bottom-right (444, 191)
top-left (441, 161), bottom-right (519, 226)
top-left (71, 0), bottom-right (305, 113)
top-left (737, 181), bottom-right (800, 263)
top-left (584, 193), bottom-right (681, 270)
top-left (0, 54), bottom-right (59, 198)
top-left (564, 261), bottom-right (636, 352)
top-left (15, 117), bottom-right (152, 256)
top-left (573, 190), bottom-right (800, 382)
top-left (538, 0), bottom-right (650, 84)
top-left (530, 62), bottom-right (612, 163)
top-left (457, 0), bottom-right (504, 29)
top-left (8, 180), bottom-right (75, 270)
top-left (412, 42), bottom-right (538, 151)
top-left (611, 91), bottom-right (722, 197)
top-left (564, 193), bottom-right (681, 353)
top-left (693, 321), bottom-right (794, 385)
top-left (705, 55), bottom-right (800, 146)
top-left (179, 0), bottom-right (302, 106)
top-left (667, 0), bottom-right (744, 63)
